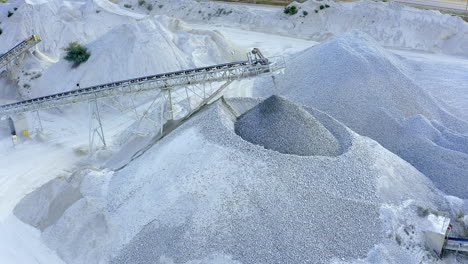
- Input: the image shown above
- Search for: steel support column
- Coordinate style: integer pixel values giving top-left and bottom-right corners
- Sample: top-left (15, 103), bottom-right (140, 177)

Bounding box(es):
top-left (88, 98), bottom-right (106, 156)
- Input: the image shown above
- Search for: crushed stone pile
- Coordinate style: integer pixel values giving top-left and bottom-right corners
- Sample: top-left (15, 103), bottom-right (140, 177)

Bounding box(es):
top-left (0, 0), bottom-right (245, 98)
top-left (234, 95), bottom-right (340, 156)
top-left (14, 97), bottom-right (442, 264)
top-left (270, 30), bottom-right (468, 198)
top-left (150, 0), bottom-right (468, 56)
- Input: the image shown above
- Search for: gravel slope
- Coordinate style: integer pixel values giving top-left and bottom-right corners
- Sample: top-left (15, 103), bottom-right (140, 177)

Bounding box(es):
top-left (270, 31), bottom-right (468, 198)
top-left (14, 97), bottom-right (441, 264)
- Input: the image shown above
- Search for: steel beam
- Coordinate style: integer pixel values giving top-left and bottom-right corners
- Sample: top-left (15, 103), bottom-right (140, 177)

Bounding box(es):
top-left (0, 56), bottom-right (285, 118)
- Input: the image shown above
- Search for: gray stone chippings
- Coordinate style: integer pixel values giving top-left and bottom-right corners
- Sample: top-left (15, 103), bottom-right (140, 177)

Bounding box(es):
top-left (13, 32), bottom-right (447, 264)
top-left (234, 95), bottom-right (341, 157)
top-left (263, 31), bottom-right (468, 198)
top-left (108, 97), bottom-right (439, 264)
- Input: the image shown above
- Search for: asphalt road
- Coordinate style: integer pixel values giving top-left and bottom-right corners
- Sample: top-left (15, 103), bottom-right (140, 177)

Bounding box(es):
top-left (207, 0), bottom-right (468, 13)
top-left (395, 0), bottom-right (468, 12)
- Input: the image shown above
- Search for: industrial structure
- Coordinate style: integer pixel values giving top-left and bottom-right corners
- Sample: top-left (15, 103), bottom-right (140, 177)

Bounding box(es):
top-left (0, 36), bottom-right (285, 153)
top-left (425, 216), bottom-right (468, 257)
top-left (0, 35), bottom-right (41, 70)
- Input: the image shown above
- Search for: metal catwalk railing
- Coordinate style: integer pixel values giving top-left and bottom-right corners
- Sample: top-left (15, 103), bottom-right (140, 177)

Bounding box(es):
top-left (445, 237), bottom-right (468, 253)
top-left (0, 56), bottom-right (285, 118)
top-left (2, 52), bottom-right (285, 154)
top-left (0, 35), bottom-right (41, 70)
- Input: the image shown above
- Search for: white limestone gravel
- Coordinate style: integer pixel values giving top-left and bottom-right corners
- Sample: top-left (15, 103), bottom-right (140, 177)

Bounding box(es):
top-left (261, 30), bottom-right (468, 198)
top-left (14, 97), bottom-right (442, 264)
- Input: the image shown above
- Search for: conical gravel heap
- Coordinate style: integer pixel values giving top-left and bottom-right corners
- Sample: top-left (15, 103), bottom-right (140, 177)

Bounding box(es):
top-left (235, 95), bottom-right (341, 156)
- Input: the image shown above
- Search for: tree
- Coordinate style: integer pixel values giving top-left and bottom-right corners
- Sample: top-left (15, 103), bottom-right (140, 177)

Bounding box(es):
top-left (64, 42), bottom-right (91, 66)
top-left (284, 5), bottom-right (298, 15)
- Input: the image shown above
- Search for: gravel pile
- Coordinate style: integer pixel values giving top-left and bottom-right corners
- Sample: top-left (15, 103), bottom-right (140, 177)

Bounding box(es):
top-left (106, 99), bottom-right (439, 264)
top-left (15, 96), bottom-right (441, 264)
top-left (234, 95), bottom-right (340, 156)
top-left (12, 32), bottom-right (450, 264)
top-left (269, 30), bottom-right (468, 197)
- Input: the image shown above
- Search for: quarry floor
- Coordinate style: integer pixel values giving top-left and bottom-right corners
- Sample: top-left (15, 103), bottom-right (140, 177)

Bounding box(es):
top-left (0, 2), bottom-right (467, 262)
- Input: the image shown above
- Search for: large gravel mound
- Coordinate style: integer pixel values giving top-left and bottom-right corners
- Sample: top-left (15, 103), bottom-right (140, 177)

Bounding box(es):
top-left (271, 30), bottom-right (468, 197)
top-left (14, 98), bottom-right (441, 264)
top-left (234, 95), bottom-right (340, 156)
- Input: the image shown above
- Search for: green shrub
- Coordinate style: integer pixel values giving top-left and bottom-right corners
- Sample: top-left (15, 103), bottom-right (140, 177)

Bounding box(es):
top-left (325, 4), bottom-right (330, 8)
top-left (319, 5), bottom-right (325, 10)
top-left (147, 4), bottom-right (153, 11)
top-left (416, 206), bottom-right (441, 217)
top-left (457, 211), bottom-right (465, 219)
top-left (315, 9), bottom-right (318, 13)
top-left (7, 11), bottom-right (13, 17)
top-left (395, 234), bottom-right (402, 245)
top-left (138, 0), bottom-right (145, 6)
top-left (284, 5), bottom-right (297, 15)
top-left (123, 4), bottom-right (132, 8)
top-left (158, 4), bottom-right (163, 8)
top-left (0, 28), bottom-right (2, 35)
top-left (64, 42), bottom-right (91, 66)
top-left (303, 10), bottom-right (308, 16)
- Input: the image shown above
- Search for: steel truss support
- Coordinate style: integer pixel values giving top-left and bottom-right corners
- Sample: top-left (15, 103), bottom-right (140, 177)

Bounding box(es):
top-left (271, 75), bottom-right (279, 94)
top-left (32, 101), bottom-right (44, 133)
top-left (0, 54), bottom-right (286, 153)
top-left (88, 98), bottom-right (106, 156)
top-left (0, 56), bottom-right (285, 118)
top-left (0, 36), bottom-right (41, 70)
top-left (34, 110), bottom-right (43, 132)
top-left (166, 88), bottom-right (174, 121)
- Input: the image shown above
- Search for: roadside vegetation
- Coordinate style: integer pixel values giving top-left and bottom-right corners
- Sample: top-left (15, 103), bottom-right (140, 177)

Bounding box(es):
top-left (284, 5), bottom-right (297, 14)
top-left (211, 0), bottom-right (306, 6)
top-left (64, 42), bottom-right (91, 67)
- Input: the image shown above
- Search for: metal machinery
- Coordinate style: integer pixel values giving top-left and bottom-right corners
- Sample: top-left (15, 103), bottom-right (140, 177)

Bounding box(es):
top-left (0, 47), bottom-right (285, 154)
top-left (425, 216), bottom-right (468, 257)
top-left (0, 35), bottom-right (41, 70)
top-left (249, 48), bottom-right (269, 65)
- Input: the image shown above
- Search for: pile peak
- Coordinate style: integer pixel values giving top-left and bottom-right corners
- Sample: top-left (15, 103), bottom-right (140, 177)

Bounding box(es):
top-left (234, 95), bottom-right (341, 156)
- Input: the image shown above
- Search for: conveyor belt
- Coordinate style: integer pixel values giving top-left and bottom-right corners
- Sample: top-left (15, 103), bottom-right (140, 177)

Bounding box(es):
top-left (0, 35), bottom-right (41, 70)
top-left (0, 57), bottom-right (284, 118)
top-left (445, 237), bottom-right (468, 253)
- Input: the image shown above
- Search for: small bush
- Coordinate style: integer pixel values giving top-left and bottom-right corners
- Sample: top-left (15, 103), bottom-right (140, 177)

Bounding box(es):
top-left (64, 42), bottom-right (91, 66)
top-left (123, 4), bottom-right (132, 8)
top-left (14, 7), bottom-right (17, 11)
top-left (416, 206), bottom-right (441, 217)
top-left (303, 10), bottom-right (308, 16)
top-left (7, 11), bottom-right (13, 17)
top-left (457, 211), bottom-right (465, 219)
top-left (284, 5), bottom-right (297, 15)
top-left (158, 4), bottom-right (163, 8)
top-left (0, 28), bottom-right (2, 35)
top-left (315, 9), bottom-right (318, 13)
top-left (417, 207), bottom-right (430, 217)
top-left (325, 4), bottom-right (330, 8)
top-left (147, 4), bottom-right (153, 11)
top-left (395, 234), bottom-right (402, 245)
top-left (138, 0), bottom-right (145, 6)
top-left (319, 5), bottom-right (325, 10)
